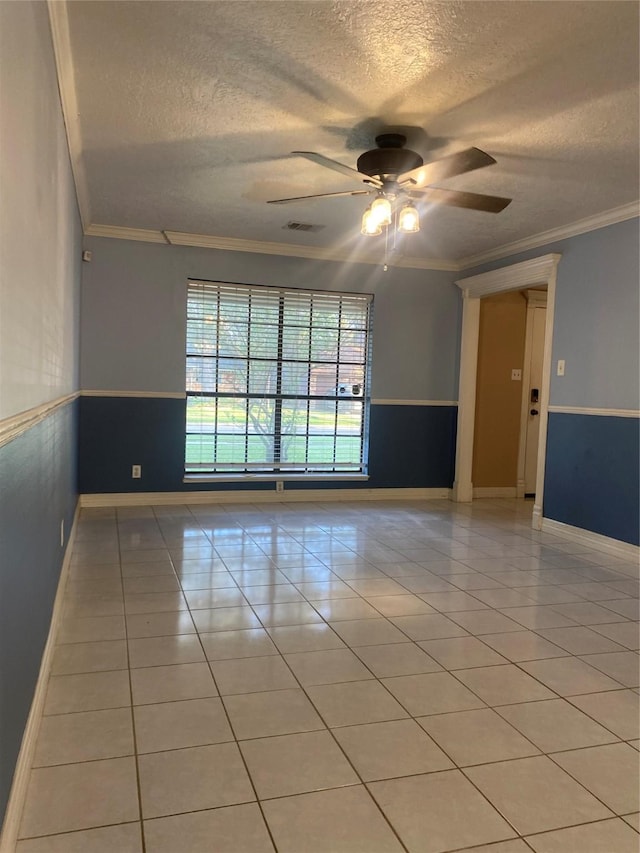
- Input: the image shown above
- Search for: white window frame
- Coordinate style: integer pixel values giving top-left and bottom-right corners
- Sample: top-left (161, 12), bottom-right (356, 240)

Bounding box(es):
top-left (184, 280), bottom-right (373, 482)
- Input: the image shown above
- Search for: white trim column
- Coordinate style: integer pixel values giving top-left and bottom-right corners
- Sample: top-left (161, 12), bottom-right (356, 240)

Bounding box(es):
top-left (452, 292), bottom-right (480, 502)
top-left (532, 262), bottom-right (559, 529)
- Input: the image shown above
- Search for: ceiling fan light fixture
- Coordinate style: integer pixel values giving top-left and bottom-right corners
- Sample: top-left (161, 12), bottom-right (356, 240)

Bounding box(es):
top-left (361, 206), bottom-right (382, 236)
top-left (273, 143), bottom-right (511, 227)
top-left (398, 201), bottom-right (420, 233)
top-left (370, 195), bottom-right (392, 226)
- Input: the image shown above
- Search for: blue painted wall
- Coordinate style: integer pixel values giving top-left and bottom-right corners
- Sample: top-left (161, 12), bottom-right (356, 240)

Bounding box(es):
top-left (78, 397), bottom-right (457, 493)
top-left (78, 236), bottom-right (462, 494)
top-left (78, 220), bottom-right (640, 545)
top-left (1, 0), bottom-right (637, 839)
top-left (0, 404), bottom-right (78, 816)
top-left (0, 2), bottom-right (82, 822)
top-left (464, 217), bottom-right (640, 544)
top-left (465, 218), bottom-right (639, 410)
top-left (545, 412), bottom-right (639, 545)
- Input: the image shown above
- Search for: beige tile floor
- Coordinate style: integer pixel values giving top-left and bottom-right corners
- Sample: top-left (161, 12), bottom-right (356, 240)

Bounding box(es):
top-left (14, 498), bottom-right (640, 853)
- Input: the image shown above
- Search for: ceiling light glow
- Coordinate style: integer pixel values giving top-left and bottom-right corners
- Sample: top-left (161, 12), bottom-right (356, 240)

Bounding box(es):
top-left (398, 201), bottom-right (420, 233)
top-left (361, 207), bottom-right (382, 236)
top-left (370, 196), bottom-right (392, 226)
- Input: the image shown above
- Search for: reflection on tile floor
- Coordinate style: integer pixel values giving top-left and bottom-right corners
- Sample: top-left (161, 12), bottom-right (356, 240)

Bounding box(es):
top-left (15, 499), bottom-right (640, 852)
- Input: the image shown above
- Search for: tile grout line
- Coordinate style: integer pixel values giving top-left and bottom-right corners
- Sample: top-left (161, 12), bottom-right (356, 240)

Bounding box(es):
top-left (116, 514), bottom-right (147, 853)
top-left (197, 509), bottom-right (637, 842)
top-left (27, 501), bottom-right (637, 850)
top-left (201, 511), bottom-right (538, 848)
top-left (154, 504), bottom-right (283, 853)
top-left (210, 512), bottom-right (403, 825)
top-left (180, 507), bottom-right (414, 853)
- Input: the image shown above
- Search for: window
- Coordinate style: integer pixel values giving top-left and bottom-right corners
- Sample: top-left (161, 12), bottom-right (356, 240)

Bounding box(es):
top-left (185, 280), bottom-right (373, 477)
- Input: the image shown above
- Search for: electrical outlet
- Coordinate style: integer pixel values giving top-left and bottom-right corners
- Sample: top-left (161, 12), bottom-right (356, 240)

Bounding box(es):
top-left (60, 519), bottom-right (64, 547)
top-left (276, 480), bottom-right (284, 492)
top-left (511, 369), bottom-right (522, 381)
top-left (557, 359), bottom-right (565, 376)
top-left (132, 464), bottom-right (142, 479)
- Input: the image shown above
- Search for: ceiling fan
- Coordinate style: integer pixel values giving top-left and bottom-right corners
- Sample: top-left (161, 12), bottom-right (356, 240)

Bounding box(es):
top-left (267, 133), bottom-right (511, 235)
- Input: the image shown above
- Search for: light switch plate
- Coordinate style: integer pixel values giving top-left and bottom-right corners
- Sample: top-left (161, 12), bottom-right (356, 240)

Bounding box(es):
top-left (511, 369), bottom-right (522, 381)
top-left (557, 359), bottom-right (565, 376)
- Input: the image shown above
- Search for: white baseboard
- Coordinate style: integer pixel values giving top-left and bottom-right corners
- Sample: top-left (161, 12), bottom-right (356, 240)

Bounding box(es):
top-left (80, 487), bottom-right (452, 508)
top-left (542, 517), bottom-right (640, 562)
top-left (0, 504), bottom-right (79, 853)
top-left (472, 487), bottom-right (517, 498)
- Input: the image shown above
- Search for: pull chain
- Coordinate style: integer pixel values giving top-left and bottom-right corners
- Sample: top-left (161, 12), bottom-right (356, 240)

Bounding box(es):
top-left (383, 221), bottom-right (389, 271)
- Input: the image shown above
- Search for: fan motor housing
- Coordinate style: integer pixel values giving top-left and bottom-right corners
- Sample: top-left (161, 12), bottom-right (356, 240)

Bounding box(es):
top-left (357, 133), bottom-right (423, 178)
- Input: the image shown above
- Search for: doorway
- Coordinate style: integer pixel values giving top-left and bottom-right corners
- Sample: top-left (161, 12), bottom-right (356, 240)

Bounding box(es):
top-left (452, 253), bottom-right (561, 530)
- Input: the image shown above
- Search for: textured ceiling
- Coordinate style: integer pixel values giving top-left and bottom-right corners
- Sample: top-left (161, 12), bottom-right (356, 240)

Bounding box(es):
top-left (65, 0), bottom-right (639, 263)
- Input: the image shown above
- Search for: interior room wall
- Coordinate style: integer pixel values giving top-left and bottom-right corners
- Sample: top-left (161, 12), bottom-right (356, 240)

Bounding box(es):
top-left (472, 291), bottom-right (527, 488)
top-left (0, 1), bottom-right (81, 823)
top-left (465, 217), bottom-right (640, 545)
top-left (78, 236), bottom-right (462, 494)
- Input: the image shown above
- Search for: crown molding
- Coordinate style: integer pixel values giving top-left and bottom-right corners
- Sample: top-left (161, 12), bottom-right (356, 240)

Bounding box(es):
top-left (83, 224), bottom-right (457, 270)
top-left (83, 201), bottom-right (638, 274)
top-left (164, 230), bottom-right (458, 271)
top-left (47, 1), bottom-right (91, 230)
top-left (164, 229), bottom-right (361, 260)
top-left (84, 224), bottom-right (169, 244)
top-left (459, 202), bottom-right (640, 270)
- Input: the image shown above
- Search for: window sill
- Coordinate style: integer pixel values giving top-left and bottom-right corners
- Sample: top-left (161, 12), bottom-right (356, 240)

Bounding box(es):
top-left (183, 473), bottom-right (370, 484)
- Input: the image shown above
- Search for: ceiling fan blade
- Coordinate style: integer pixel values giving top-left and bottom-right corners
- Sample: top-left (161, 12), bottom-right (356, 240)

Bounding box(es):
top-left (399, 147), bottom-right (497, 188)
top-left (412, 186), bottom-right (512, 213)
top-left (267, 190), bottom-right (371, 204)
top-left (292, 151), bottom-right (383, 188)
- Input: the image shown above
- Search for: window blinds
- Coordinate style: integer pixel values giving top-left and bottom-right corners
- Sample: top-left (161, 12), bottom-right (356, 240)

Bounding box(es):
top-left (185, 281), bottom-right (372, 475)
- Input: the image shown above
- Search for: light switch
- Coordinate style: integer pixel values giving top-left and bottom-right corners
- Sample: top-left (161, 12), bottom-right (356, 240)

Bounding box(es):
top-left (557, 360), bottom-right (565, 376)
top-left (511, 369), bottom-right (522, 381)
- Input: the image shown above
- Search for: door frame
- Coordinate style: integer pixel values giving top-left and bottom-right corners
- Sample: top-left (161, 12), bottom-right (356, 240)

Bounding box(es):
top-left (452, 253), bottom-right (562, 530)
top-left (516, 289), bottom-right (548, 498)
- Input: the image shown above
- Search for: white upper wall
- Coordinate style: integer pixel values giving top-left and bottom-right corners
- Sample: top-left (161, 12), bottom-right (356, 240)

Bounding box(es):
top-left (0, 1), bottom-right (81, 421)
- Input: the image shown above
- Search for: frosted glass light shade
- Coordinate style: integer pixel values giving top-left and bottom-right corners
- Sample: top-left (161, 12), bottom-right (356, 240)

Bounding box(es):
top-left (398, 202), bottom-right (420, 233)
top-left (370, 196), bottom-right (392, 226)
top-left (361, 207), bottom-right (382, 235)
